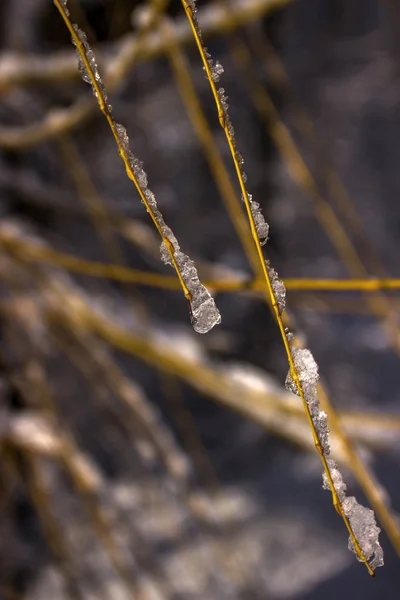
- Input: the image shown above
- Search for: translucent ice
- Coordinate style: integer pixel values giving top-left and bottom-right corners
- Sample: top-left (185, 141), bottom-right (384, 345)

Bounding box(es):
top-left (160, 242), bottom-right (221, 334)
top-left (343, 496), bottom-right (384, 569)
top-left (211, 60), bottom-right (224, 83)
top-left (71, 25), bottom-right (111, 111)
top-left (267, 264), bottom-right (286, 314)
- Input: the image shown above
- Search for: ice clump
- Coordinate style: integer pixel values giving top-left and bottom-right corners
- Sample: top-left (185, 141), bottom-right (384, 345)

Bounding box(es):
top-left (323, 459), bottom-right (384, 569)
top-left (210, 60), bottom-right (224, 83)
top-left (267, 264), bottom-right (286, 314)
top-left (71, 25), bottom-right (111, 111)
top-left (160, 239), bottom-right (220, 334)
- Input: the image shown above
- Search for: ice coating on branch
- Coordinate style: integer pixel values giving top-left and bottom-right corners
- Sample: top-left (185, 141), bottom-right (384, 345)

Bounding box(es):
top-left (284, 327), bottom-right (295, 341)
top-left (114, 123), bottom-right (148, 189)
top-left (285, 347), bottom-right (319, 412)
top-left (209, 60), bottom-right (224, 83)
top-left (57, 0), bottom-right (220, 335)
top-left (71, 25), bottom-right (111, 111)
top-left (59, 0), bottom-right (69, 16)
top-left (344, 498), bottom-right (384, 570)
top-left (243, 194), bottom-right (269, 245)
top-left (266, 264), bottom-right (286, 314)
top-left (285, 347), bottom-right (328, 451)
top-left (322, 458), bottom-right (347, 501)
top-left (323, 460), bottom-right (384, 569)
top-left (285, 345), bottom-right (383, 568)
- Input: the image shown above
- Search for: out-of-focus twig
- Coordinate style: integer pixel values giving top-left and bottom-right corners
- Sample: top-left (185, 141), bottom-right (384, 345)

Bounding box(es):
top-left (0, 0), bottom-right (292, 148)
top-left (0, 0), bottom-right (291, 90)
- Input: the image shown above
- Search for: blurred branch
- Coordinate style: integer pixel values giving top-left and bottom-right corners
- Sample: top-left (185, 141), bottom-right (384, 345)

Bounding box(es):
top-left (3, 222), bottom-right (400, 294)
top-left (0, 0), bottom-right (290, 90)
top-left (1, 243), bottom-right (399, 572)
top-left (43, 277), bottom-right (400, 458)
top-left (0, 0), bottom-right (292, 148)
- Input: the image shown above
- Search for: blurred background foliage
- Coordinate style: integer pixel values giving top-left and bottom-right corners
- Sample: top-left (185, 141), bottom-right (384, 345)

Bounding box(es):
top-left (1, 0), bottom-right (400, 598)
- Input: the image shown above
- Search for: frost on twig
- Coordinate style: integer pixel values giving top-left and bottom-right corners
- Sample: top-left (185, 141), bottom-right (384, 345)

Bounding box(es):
top-left (242, 194), bottom-right (269, 245)
top-left (323, 461), bottom-right (384, 570)
top-left (183, 0), bottom-right (383, 571)
top-left (72, 26), bottom-right (111, 112)
top-left (286, 348), bottom-right (384, 570)
top-left (54, 0), bottom-right (221, 334)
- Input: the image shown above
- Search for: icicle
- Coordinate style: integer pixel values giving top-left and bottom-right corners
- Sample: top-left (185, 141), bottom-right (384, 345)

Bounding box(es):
top-left (211, 60), bottom-right (224, 83)
top-left (115, 123), bottom-right (148, 190)
top-left (203, 57), bottom-right (224, 82)
top-left (218, 87), bottom-right (229, 112)
top-left (235, 151), bottom-right (244, 166)
top-left (314, 409), bottom-right (329, 453)
top-left (285, 347), bottom-right (319, 415)
top-left (160, 239), bottom-right (221, 334)
top-left (344, 497), bottom-right (384, 569)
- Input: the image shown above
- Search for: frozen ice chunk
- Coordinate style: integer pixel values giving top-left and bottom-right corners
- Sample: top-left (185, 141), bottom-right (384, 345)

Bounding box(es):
top-left (343, 496), bottom-right (384, 569)
top-left (191, 296), bottom-right (221, 334)
top-left (267, 264), bottom-right (286, 314)
top-left (251, 200), bottom-right (269, 245)
top-left (285, 346), bottom-right (319, 417)
top-left (322, 459), bottom-right (347, 500)
top-left (160, 242), bottom-right (221, 334)
top-left (210, 60), bottom-right (224, 83)
top-left (160, 240), bottom-right (172, 266)
top-left (314, 410), bottom-right (329, 453)
top-left (114, 123), bottom-right (148, 190)
top-left (284, 328), bottom-right (294, 341)
top-left (322, 460), bottom-right (384, 569)
top-left (228, 122), bottom-right (235, 138)
top-left (242, 193), bottom-right (269, 245)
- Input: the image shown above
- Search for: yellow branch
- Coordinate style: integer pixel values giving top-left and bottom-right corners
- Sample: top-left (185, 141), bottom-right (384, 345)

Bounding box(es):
top-left (181, 0), bottom-right (376, 574)
top-left (3, 230), bottom-right (400, 295)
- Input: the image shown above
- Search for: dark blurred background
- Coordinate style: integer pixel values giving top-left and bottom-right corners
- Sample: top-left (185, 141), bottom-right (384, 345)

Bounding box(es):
top-left (1, 0), bottom-right (400, 598)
